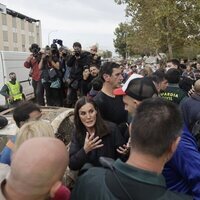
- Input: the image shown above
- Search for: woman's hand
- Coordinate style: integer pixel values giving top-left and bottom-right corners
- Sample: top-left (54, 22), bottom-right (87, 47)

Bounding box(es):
top-left (83, 132), bottom-right (104, 154)
top-left (117, 137), bottom-right (131, 155)
top-left (117, 144), bottom-right (130, 155)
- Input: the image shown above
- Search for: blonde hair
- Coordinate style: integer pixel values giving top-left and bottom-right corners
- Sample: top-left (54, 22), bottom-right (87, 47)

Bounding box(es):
top-left (139, 64), bottom-right (153, 77)
top-left (14, 120), bottom-right (55, 152)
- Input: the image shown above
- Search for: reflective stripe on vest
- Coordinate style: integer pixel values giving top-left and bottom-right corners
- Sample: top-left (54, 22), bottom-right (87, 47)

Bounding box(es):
top-left (6, 81), bottom-right (23, 101)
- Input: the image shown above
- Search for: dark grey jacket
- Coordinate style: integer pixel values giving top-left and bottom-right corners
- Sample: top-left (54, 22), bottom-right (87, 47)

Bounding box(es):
top-left (71, 159), bottom-right (192, 200)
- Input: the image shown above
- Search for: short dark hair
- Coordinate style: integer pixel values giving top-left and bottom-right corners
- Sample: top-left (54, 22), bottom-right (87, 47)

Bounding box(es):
top-left (74, 96), bottom-right (107, 145)
top-left (13, 102), bottom-right (41, 128)
top-left (73, 42), bottom-right (82, 49)
top-left (9, 72), bottom-right (16, 76)
top-left (0, 116), bottom-right (8, 129)
top-left (29, 43), bottom-right (40, 52)
top-left (166, 68), bottom-right (181, 84)
top-left (150, 74), bottom-right (161, 85)
top-left (91, 76), bottom-right (103, 91)
top-left (153, 69), bottom-right (167, 83)
top-left (99, 62), bottom-right (120, 82)
top-left (168, 59), bottom-right (180, 67)
top-left (130, 98), bottom-right (182, 157)
top-left (89, 64), bottom-right (99, 70)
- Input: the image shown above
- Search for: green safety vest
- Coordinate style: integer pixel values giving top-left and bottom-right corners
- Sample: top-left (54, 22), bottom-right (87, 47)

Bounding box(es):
top-left (6, 81), bottom-right (23, 102)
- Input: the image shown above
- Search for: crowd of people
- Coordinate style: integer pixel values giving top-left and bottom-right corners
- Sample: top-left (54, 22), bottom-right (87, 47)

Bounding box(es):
top-left (0, 42), bottom-right (200, 199)
top-left (0, 42), bottom-right (101, 108)
top-left (24, 42), bottom-right (101, 108)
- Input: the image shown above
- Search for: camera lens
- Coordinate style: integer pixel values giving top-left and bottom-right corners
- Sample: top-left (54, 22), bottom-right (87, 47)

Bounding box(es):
top-left (75, 51), bottom-right (80, 56)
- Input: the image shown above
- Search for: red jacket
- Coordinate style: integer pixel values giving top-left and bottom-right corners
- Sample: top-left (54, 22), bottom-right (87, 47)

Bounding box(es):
top-left (24, 56), bottom-right (41, 81)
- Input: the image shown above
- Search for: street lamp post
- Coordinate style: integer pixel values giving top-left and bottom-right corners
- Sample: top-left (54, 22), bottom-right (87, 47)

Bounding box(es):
top-left (48, 30), bottom-right (57, 46)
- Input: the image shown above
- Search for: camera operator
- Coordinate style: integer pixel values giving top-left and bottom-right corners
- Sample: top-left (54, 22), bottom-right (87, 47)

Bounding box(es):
top-left (39, 45), bottom-right (62, 106)
top-left (87, 45), bottom-right (101, 67)
top-left (66, 42), bottom-right (90, 107)
top-left (24, 44), bottom-right (45, 105)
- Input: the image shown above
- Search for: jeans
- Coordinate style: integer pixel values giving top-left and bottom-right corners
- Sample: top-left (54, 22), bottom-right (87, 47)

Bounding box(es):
top-left (43, 82), bottom-right (62, 107)
top-left (32, 79), bottom-right (45, 106)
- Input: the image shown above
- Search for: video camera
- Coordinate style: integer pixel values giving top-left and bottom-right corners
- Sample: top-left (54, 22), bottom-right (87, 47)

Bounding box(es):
top-left (74, 50), bottom-right (81, 57)
top-left (53, 39), bottom-right (63, 46)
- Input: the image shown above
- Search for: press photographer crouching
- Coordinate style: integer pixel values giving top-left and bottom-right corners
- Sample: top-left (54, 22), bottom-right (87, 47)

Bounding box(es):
top-left (24, 43), bottom-right (45, 105)
top-left (39, 45), bottom-right (62, 106)
top-left (66, 42), bottom-right (90, 107)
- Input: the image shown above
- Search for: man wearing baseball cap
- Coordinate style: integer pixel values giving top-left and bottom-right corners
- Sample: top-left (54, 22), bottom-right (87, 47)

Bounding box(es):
top-left (113, 77), bottom-right (159, 155)
top-left (113, 77), bottom-right (158, 114)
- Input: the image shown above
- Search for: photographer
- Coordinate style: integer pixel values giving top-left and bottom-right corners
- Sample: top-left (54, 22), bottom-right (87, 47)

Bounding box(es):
top-left (87, 45), bottom-right (101, 67)
top-left (66, 42), bottom-right (90, 107)
top-left (59, 46), bottom-right (71, 105)
top-left (59, 46), bottom-right (71, 79)
top-left (24, 43), bottom-right (45, 106)
top-left (39, 45), bottom-right (62, 106)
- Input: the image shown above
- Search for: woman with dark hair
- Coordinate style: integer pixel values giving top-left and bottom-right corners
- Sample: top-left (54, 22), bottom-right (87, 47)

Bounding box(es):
top-left (69, 96), bottom-right (125, 170)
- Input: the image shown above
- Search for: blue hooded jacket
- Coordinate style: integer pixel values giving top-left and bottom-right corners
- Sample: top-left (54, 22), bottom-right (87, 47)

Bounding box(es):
top-left (163, 126), bottom-right (200, 199)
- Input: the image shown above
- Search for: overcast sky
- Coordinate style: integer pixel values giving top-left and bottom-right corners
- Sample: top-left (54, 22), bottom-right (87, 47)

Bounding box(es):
top-left (1, 0), bottom-right (126, 53)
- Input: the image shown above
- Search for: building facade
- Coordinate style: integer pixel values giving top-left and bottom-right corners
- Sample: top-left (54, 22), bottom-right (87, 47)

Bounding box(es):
top-left (0, 3), bottom-right (42, 52)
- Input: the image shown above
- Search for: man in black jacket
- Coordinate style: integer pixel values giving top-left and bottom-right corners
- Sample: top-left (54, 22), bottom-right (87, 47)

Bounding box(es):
top-left (66, 42), bottom-right (89, 107)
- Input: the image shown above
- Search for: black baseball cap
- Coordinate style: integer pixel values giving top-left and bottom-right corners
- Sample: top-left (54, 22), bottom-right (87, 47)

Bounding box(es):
top-left (113, 77), bottom-right (158, 101)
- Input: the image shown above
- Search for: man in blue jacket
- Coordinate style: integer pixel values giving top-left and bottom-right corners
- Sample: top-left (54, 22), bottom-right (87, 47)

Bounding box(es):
top-left (163, 79), bottom-right (200, 199)
top-left (163, 125), bottom-right (200, 199)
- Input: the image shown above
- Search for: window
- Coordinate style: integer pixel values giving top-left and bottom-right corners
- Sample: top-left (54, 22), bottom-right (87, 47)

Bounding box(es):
top-left (29, 36), bottom-right (34, 44)
top-left (2, 14), bottom-right (7, 25)
top-left (21, 34), bottom-right (25, 44)
top-left (3, 46), bottom-right (9, 51)
top-left (3, 31), bottom-right (8, 41)
top-left (22, 44), bottom-right (26, 52)
top-left (36, 26), bottom-right (40, 33)
top-left (12, 17), bottom-right (17, 28)
top-left (28, 23), bottom-right (33, 32)
top-left (21, 20), bottom-right (24, 30)
top-left (36, 32), bottom-right (40, 44)
top-left (13, 32), bottom-right (18, 43)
